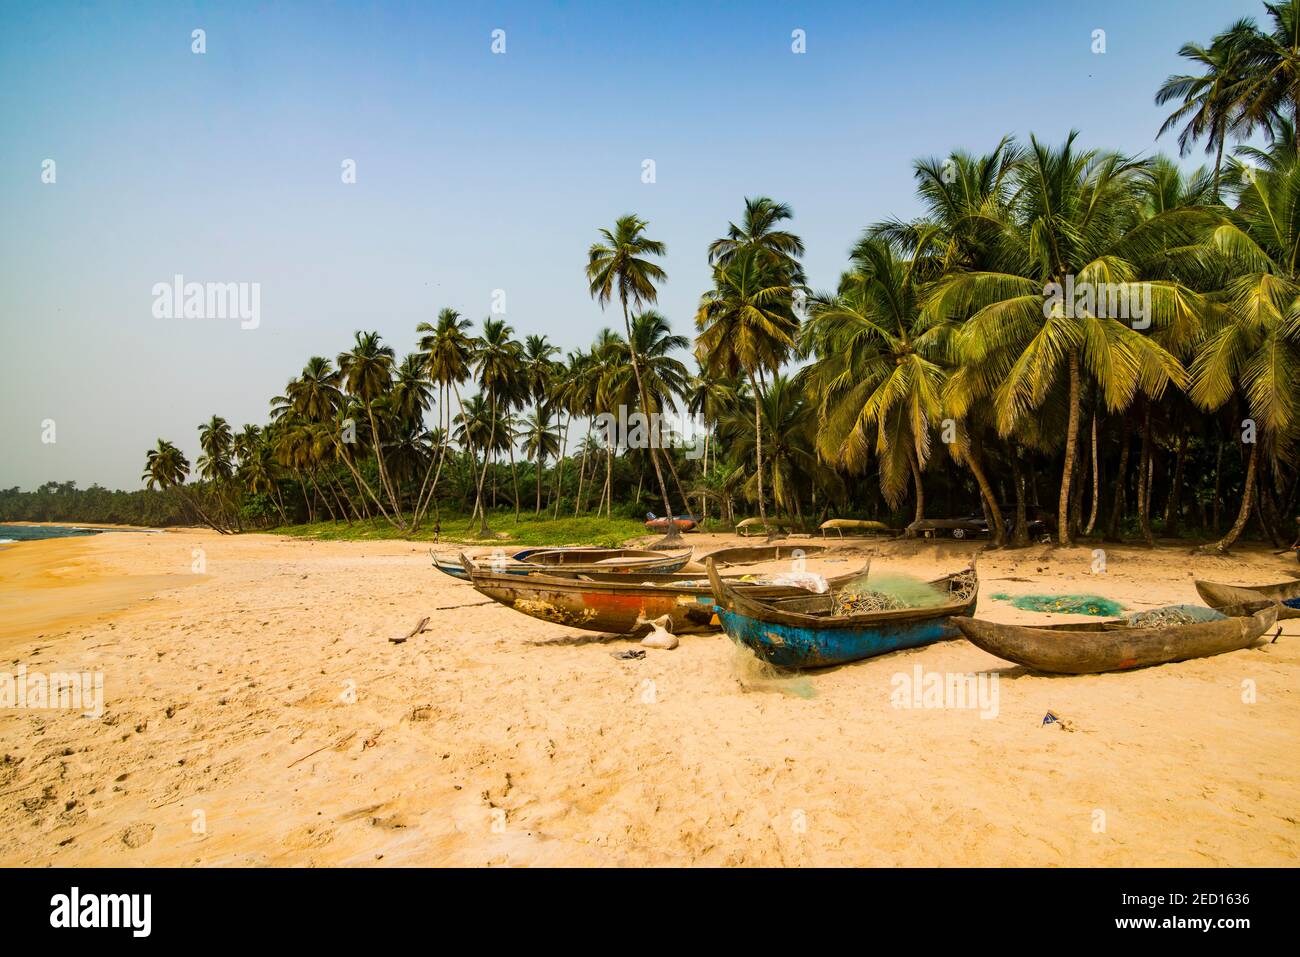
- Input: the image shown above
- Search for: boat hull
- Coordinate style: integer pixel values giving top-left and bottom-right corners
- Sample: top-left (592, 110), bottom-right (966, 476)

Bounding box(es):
top-left (706, 559), bottom-right (978, 669)
top-left (433, 547), bottom-right (692, 580)
top-left (955, 604), bottom-right (1278, 674)
top-left (1195, 578), bottom-right (1300, 620)
top-left (717, 606), bottom-right (964, 668)
top-left (466, 562), bottom-right (871, 635)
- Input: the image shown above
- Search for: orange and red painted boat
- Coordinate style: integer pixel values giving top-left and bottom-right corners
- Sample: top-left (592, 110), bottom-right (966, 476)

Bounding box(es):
top-left (461, 553), bottom-right (867, 635)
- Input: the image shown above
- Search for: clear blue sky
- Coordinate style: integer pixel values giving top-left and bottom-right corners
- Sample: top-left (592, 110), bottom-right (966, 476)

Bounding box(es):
top-left (0, 0), bottom-right (1264, 490)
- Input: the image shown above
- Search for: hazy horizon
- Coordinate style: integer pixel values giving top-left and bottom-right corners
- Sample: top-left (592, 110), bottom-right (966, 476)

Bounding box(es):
top-left (0, 0), bottom-right (1261, 491)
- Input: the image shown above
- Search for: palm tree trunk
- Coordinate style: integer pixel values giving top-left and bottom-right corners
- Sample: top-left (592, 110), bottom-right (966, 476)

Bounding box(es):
top-left (1009, 453), bottom-right (1029, 546)
top-left (551, 413), bottom-right (570, 518)
top-left (473, 388), bottom-right (497, 537)
top-left (575, 428), bottom-right (590, 517)
top-left (1105, 423), bottom-right (1131, 541)
top-left (964, 443), bottom-right (1005, 546)
top-left (366, 407), bottom-right (405, 530)
top-left (1137, 401), bottom-right (1155, 547)
top-left (909, 446), bottom-right (925, 525)
top-left (1058, 349), bottom-right (1082, 546)
top-left (1205, 442), bottom-right (1258, 553)
top-left (747, 369), bottom-right (768, 526)
top-left (1086, 410), bottom-right (1100, 535)
top-left (1211, 434), bottom-right (1224, 533)
top-left (1164, 431), bottom-right (1187, 536)
top-left (621, 299), bottom-right (680, 543)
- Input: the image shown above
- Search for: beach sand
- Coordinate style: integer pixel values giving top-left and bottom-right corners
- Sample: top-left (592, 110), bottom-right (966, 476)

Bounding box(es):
top-left (0, 528), bottom-right (1296, 866)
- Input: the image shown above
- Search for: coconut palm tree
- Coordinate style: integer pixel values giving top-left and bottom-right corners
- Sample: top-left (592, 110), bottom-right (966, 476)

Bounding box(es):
top-left (414, 308), bottom-right (474, 526)
top-left (143, 439), bottom-right (226, 532)
top-left (468, 317), bottom-right (522, 535)
top-left (802, 238), bottom-right (953, 530)
top-left (521, 407), bottom-right (562, 512)
top-left (695, 245), bottom-right (800, 528)
top-left (338, 331), bottom-right (405, 529)
top-left (1156, 27), bottom-right (1255, 199)
top-left (924, 134), bottom-right (1195, 545)
top-left (707, 196), bottom-right (807, 284)
top-left (586, 214), bottom-right (681, 540)
top-left (1185, 153), bottom-right (1300, 550)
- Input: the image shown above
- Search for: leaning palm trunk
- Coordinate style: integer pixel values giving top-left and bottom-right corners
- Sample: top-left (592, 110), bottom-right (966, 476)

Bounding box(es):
top-left (908, 446), bottom-right (925, 525)
top-left (622, 300), bottom-right (681, 544)
top-left (964, 444), bottom-right (1005, 546)
top-left (1058, 349), bottom-right (1082, 546)
top-left (365, 407), bottom-right (405, 530)
top-left (1204, 442), bottom-right (1258, 553)
top-left (337, 443), bottom-right (400, 529)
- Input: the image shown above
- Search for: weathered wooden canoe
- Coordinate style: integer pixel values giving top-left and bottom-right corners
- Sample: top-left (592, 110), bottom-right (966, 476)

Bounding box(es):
top-left (706, 558), bottom-right (979, 668)
top-left (465, 555), bottom-right (869, 635)
top-left (696, 544), bottom-right (827, 567)
top-left (954, 603), bottom-right (1279, 674)
top-left (432, 547), bottom-right (549, 580)
top-left (433, 547), bottom-right (692, 580)
top-left (1195, 578), bottom-right (1300, 620)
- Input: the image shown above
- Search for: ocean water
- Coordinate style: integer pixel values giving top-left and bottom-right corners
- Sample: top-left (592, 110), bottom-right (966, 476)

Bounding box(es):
top-left (0, 524), bottom-right (108, 544)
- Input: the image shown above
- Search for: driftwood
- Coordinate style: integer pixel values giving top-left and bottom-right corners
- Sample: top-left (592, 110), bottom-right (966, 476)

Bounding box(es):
top-left (288, 730), bottom-right (357, 768)
top-left (390, 617), bottom-right (430, 644)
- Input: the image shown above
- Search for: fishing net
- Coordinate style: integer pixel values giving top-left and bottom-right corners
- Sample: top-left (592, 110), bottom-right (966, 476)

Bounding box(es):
top-left (1126, 604), bottom-right (1227, 628)
top-left (991, 593), bottom-right (1124, 616)
top-left (728, 641), bottom-right (816, 699)
top-left (830, 572), bottom-right (949, 614)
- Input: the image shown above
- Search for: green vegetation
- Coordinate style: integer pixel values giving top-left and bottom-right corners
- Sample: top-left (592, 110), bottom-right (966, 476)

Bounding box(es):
top-left (272, 510), bottom-right (647, 548)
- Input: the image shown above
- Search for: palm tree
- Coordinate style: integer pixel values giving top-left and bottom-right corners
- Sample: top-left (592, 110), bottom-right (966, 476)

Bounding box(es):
top-left (521, 408), bottom-right (562, 512)
top-left (586, 214), bottom-right (681, 540)
top-left (338, 331), bottom-right (405, 529)
top-left (468, 317), bottom-right (522, 535)
top-left (802, 238), bottom-right (953, 530)
top-left (1185, 154), bottom-right (1300, 550)
top-left (695, 245), bottom-right (800, 528)
top-left (924, 134), bottom-right (1195, 545)
top-left (143, 439), bottom-right (226, 532)
top-left (414, 308), bottom-right (474, 526)
top-left (1222, 4), bottom-right (1300, 148)
top-left (1156, 27), bottom-right (1254, 199)
top-left (707, 196), bottom-right (807, 283)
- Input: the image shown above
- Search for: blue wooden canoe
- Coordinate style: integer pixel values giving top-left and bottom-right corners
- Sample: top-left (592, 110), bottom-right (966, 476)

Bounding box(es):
top-left (706, 558), bottom-right (978, 669)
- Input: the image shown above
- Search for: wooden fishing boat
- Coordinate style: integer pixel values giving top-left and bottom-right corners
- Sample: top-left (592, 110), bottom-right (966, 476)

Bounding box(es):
top-left (1195, 577), bottom-right (1300, 620)
top-left (464, 554), bottom-right (869, 635)
top-left (818, 519), bottom-right (896, 538)
top-left (954, 603), bottom-right (1278, 674)
top-left (644, 513), bottom-right (698, 532)
top-left (696, 544), bottom-right (827, 567)
top-left (432, 546), bottom-right (693, 580)
top-left (705, 558), bottom-right (978, 668)
top-left (431, 547), bottom-right (548, 580)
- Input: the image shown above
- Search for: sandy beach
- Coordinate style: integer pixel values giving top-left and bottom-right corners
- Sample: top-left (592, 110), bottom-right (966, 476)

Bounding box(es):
top-left (0, 528), bottom-right (1296, 867)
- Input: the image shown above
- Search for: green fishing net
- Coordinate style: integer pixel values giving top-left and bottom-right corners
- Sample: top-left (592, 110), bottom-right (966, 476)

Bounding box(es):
top-left (991, 593), bottom-right (1124, 616)
top-left (831, 572), bottom-right (947, 614)
top-left (729, 641), bottom-right (816, 698)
